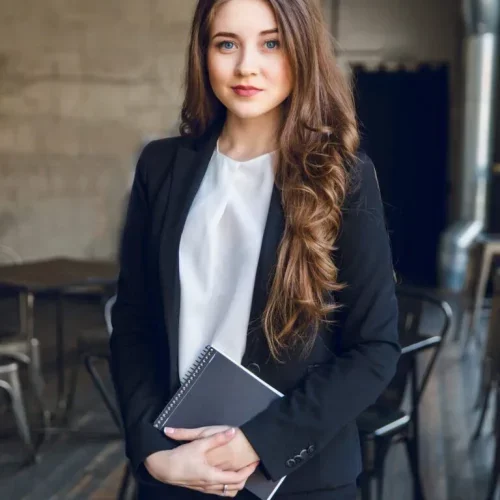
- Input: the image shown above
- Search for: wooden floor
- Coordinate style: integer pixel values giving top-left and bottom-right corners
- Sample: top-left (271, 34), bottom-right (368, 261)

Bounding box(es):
top-left (0, 292), bottom-right (498, 500)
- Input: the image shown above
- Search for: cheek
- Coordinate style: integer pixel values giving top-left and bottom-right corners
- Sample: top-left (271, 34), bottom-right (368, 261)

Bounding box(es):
top-left (208, 55), bottom-right (232, 87)
top-left (269, 61), bottom-right (293, 94)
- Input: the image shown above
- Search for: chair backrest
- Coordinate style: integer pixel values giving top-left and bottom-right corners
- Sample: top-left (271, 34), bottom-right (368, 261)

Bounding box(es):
top-left (371, 286), bottom-right (453, 415)
top-left (104, 294), bottom-right (117, 335)
top-left (0, 244), bottom-right (22, 265)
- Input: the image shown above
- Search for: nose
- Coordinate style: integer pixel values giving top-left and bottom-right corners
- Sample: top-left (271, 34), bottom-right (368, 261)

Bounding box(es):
top-left (235, 46), bottom-right (259, 76)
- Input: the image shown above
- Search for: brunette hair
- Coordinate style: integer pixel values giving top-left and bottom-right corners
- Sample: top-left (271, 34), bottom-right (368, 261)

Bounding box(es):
top-left (180, 0), bottom-right (360, 361)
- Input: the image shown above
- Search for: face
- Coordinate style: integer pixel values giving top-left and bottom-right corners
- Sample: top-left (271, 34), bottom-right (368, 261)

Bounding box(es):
top-left (207, 0), bottom-right (293, 121)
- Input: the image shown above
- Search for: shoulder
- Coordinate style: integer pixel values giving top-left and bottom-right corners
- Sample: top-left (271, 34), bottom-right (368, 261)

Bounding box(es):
top-left (139, 134), bottom-right (194, 162)
top-left (335, 151), bottom-right (390, 255)
top-left (134, 134), bottom-right (194, 191)
top-left (343, 149), bottom-right (382, 211)
top-left (136, 135), bottom-right (189, 177)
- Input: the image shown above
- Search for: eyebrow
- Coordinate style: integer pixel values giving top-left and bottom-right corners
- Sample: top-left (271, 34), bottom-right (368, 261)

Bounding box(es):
top-left (212, 28), bottom-right (278, 40)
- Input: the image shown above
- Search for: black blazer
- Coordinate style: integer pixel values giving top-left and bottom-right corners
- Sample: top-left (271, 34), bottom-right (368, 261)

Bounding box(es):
top-left (110, 119), bottom-right (400, 496)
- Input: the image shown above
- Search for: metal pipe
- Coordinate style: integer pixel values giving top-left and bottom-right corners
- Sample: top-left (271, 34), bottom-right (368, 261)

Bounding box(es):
top-left (438, 0), bottom-right (500, 291)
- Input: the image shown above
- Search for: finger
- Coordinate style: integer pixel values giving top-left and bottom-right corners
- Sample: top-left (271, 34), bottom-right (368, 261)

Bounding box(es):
top-left (225, 485), bottom-right (243, 497)
top-left (200, 428), bottom-right (237, 452)
top-left (205, 461), bottom-right (259, 486)
top-left (220, 485), bottom-right (241, 498)
top-left (201, 484), bottom-right (243, 497)
top-left (237, 460), bottom-right (260, 472)
top-left (164, 426), bottom-right (207, 441)
top-left (199, 425), bottom-right (232, 438)
top-left (187, 485), bottom-right (237, 497)
top-left (234, 461), bottom-right (259, 480)
top-left (225, 480), bottom-right (246, 492)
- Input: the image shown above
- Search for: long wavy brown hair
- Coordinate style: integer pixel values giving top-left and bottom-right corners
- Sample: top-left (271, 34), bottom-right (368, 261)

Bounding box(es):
top-left (180, 0), bottom-right (360, 362)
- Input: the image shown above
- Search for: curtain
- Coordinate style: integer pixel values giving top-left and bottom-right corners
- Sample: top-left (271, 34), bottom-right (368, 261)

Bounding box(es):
top-left (353, 64), bottom-right (449, 287)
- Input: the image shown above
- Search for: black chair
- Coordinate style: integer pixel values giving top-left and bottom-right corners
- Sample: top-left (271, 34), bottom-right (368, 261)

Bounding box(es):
top-left (357, 286), bottom-right (453, 500)
top-left (83, 344), bottom-right (135, 500)
top-left (65, 296), bottom-right (136, 500)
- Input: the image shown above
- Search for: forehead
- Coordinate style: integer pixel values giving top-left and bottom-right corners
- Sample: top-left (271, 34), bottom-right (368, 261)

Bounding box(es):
top-left (210, 0), bottom-right (278, 34)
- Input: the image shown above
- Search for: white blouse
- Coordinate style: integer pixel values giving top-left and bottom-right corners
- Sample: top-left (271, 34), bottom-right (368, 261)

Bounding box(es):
top-left (177, 141), bottom-right (277, 382)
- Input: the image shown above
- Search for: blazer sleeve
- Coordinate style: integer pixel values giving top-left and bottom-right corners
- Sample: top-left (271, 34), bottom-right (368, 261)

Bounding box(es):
top-left (109, 142), bottom-right (177, 485)
top-left (239, 153), bottom-right (401, 482)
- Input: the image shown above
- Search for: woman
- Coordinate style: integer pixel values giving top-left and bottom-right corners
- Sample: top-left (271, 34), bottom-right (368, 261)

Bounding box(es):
top-left (110, 0), bottom-right (400, 498)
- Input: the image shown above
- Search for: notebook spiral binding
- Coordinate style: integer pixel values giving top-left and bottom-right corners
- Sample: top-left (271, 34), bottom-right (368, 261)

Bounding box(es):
top-left (153, 345), bottom-right (216, 430)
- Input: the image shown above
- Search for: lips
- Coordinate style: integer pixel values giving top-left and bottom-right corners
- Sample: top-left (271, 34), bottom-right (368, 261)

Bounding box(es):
top-left (231, 86), bottom-right (263, 97)
top-left (232, 86), bottom-right (262, 91)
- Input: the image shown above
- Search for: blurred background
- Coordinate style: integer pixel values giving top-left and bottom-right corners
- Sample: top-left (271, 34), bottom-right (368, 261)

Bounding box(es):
top-left (0, 0), bottom-right (499, 499)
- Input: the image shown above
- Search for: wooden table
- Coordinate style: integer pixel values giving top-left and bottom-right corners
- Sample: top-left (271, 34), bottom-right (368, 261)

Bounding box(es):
top-left (0, 257), bottom-right (118, 423)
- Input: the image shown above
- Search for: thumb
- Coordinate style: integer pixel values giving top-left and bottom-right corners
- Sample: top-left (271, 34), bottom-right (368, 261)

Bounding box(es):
top-left (201, 427), bottom-right (236, 451)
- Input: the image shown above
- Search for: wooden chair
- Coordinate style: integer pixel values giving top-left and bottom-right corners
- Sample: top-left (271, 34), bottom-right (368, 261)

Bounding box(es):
top-left (458, 236), bottom-right (500, 352)
top-left (472, 267), bottom-right (500, 441)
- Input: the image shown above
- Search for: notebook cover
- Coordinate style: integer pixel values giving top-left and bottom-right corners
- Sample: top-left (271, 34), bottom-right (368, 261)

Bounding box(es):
top-left (153, 346), bottom-right (285, 499)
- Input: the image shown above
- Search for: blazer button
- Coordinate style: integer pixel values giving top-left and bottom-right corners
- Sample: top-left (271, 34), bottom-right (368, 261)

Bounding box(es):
top-left (307, 445), bottom-right (315, 454)
top-left (294, 455), bottom-right (303, 464)
top-left (300, 449), bottom-right (308, 459)
top-left (286, 458), bottom-right (296, 468)
top-left (247, 362), bottom-right (261, 374)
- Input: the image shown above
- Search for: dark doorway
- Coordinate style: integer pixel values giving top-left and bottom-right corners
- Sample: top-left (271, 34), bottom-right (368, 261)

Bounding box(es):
top-left (353, 64), bottom-right (450, 287)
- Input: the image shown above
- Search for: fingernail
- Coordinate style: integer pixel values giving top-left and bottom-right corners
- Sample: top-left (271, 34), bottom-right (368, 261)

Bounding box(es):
top-left (225, 428), bottom-right (235, 436)
top-left (164, 427), bottom-right (175, 435)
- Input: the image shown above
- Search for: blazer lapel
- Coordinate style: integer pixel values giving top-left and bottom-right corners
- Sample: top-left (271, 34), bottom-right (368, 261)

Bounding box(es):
top-left (159, 120), bottom-right (286, 389)
top-left (159, 121), bottom-right (223, 390)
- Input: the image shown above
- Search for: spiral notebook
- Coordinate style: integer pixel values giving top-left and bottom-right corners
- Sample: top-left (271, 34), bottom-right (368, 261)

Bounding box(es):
top-left (153, 345), bottom-right (286, 500)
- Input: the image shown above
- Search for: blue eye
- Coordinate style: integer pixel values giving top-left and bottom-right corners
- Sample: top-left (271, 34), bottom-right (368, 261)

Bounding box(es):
top-left (219, 41), bottom-right (235, 50)
top-left (265, 40), bottom-right (280, 49)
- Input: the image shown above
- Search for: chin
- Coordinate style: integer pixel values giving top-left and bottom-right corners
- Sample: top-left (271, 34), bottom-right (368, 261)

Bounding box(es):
top-left (225, 102), bottom-right (278, 120)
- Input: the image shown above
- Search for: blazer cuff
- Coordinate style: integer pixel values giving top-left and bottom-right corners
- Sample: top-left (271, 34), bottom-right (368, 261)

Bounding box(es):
top-left (240, 412), bottom-right (311, 482)
top-left (126, 419), bottom-right (178, 486)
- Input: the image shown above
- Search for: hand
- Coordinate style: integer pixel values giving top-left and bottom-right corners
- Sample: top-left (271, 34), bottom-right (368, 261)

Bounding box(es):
top-left (144, 428), bottom-right (258, 497)
top-left (166, 426), bottom-right (260, 472)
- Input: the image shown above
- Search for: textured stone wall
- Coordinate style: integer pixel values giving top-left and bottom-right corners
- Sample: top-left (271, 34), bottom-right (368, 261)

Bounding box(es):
top-left (0, 0), bottom-right (460, 261)
top-left (0, 0), bottom-right (197, 260)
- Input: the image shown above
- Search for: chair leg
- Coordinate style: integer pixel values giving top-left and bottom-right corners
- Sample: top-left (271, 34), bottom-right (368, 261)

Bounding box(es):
top-left (130, 482), bottom-right (137, 500)
top-left (375, 460), bottom-right (386, 500)
top-left (358, 471), bottom-right (372, 500)
top-left (1, 369), bottom-right (37, 462)
top-left (472, 384), bottom-right (492, 441)
top-left (28, 339), bottom-right (50, 426)
top-left (29, 339), bottom-right (45, 392)
top-left (454, 304), bottom-right (468, 343)
top-left (358, 438), bottom-right (373, 500)
top-left (485, 440), bottom-right (500, 500)
top-left (475, 357), bottom-right (492, 408)
top-left (373, 436), bottom-right (392, 500)
top-left (465, 246), bottom-right (492, 354)
top-left (486, 386), bottom-right (500, 500)
top-left (117, 464), bottom-right (132, 500)
top-left (404, 437), bottom-right (425, 500)
top-left (62, 353), bottom-right (80, 424)
top-left (84, 355), bottom-right (122, 430)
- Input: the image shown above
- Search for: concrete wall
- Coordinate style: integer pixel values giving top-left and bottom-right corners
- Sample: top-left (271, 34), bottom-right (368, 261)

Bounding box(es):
top-left (0, 0), bottom-right (461, 261)
top-left (0, 0), bottom-right (197, 261)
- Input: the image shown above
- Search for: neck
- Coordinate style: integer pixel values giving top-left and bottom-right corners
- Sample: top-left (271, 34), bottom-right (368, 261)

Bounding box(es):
top-left (218, 109), bottom-right (281, 162)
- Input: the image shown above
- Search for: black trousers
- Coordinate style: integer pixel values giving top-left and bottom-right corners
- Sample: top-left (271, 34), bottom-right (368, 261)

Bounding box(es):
top-left (137, 483), bottom-right (357, 499)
